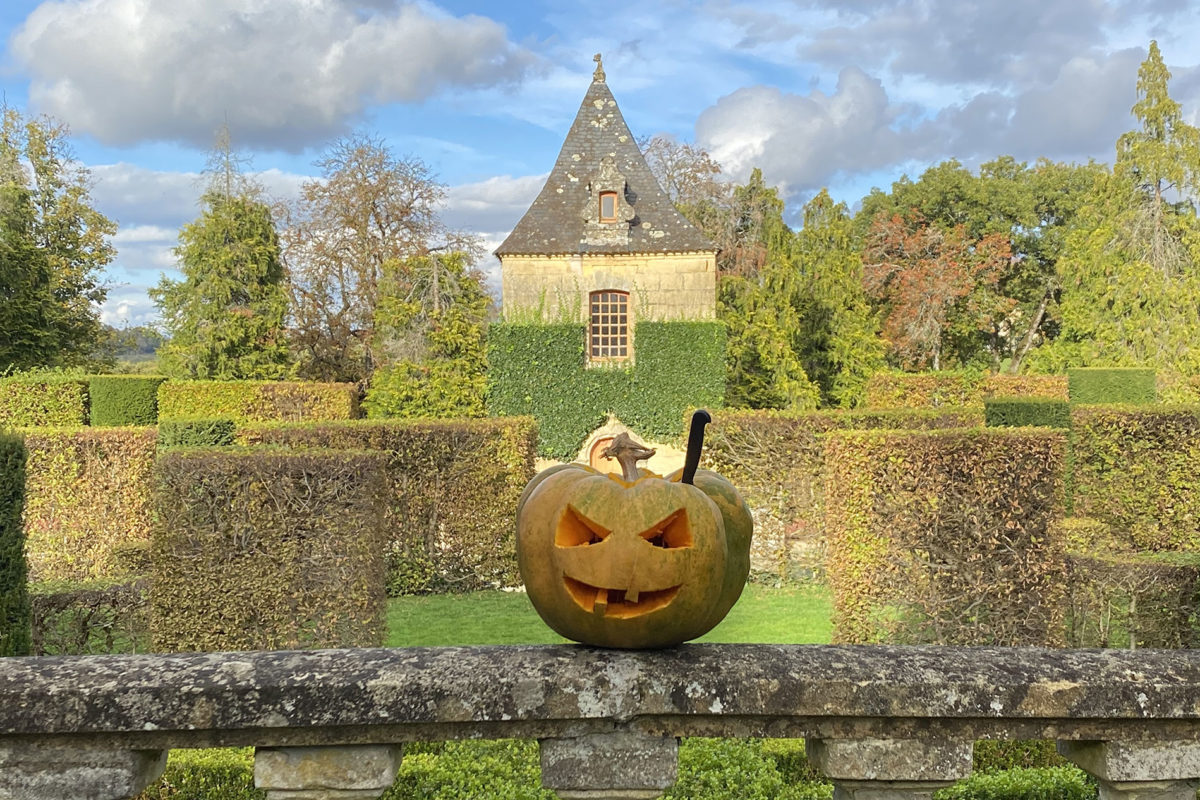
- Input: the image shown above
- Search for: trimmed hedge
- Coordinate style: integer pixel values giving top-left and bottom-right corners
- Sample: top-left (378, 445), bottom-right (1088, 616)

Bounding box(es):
top-left (935, 767), bottom-right (1092, 800)
top-left (21, 427), bottom-right (157, 582)
top-left (824, 428), bottom-right (1067, 646)
top-left (238, 417), bottom-right (538, 594)
top-left (29, 578), bottom-right (149, 655)
top-left (0, 434), bottom-right (29, 656)
top-left (1065, 552), bottom-right (1200, 649)
top-left (0, 376), bottom-right (89, 428)
top-left (157, 380), bottom-right (360, 424)
top-left (89, 375), bottom-right (167, 426)
top-left (864, 372), bottom-right (1068, 409)
top-left (1070, 405), bottom-right (1200, 551)
top-left (151, 448), bottom-right (389, 652)
top-left (157, 418), bottom-right (237, 449)
top-left (136, 749), bottom-right (262, 800)
top-left (487, 321), bottom-right (725, 459)
top-left (1067, 367), bottom-right (1156, 404)
top-left (984, 398), bottom-right (1071, 428)
top-left (701, 408), bottom-right (984, 581)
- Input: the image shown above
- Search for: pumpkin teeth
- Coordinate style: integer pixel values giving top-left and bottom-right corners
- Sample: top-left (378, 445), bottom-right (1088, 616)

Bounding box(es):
top-left (563, 576), bottom-right (680, 619)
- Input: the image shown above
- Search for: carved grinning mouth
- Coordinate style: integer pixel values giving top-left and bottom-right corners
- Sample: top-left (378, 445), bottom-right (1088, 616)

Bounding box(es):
top-left (563, 576), bottom-right (680, 618)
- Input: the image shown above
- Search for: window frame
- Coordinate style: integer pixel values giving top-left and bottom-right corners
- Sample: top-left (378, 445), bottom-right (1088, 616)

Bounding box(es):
top-left (598, 191), bottom-right (618, 223)
top-left (588, 290), bottom-right (631, 363)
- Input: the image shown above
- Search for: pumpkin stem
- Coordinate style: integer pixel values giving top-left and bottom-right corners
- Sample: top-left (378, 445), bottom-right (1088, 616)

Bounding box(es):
top-left (681, 409), bottom-right (712, 485)
top-left (602, 432), bottom-right (656, 482)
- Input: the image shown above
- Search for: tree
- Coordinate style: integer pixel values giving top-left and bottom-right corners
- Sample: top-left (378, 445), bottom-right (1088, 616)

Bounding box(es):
top-left (863, 214), bottom-right (1012, 371)
top-left (365, 252), bottom-right (490, 418)
top-left (1036, 42), bottom-right (1200, 373)
top-left (151, 129), bottom-right (292, 379)
top-left (0, 107), bottom-right (115, 371)
top-left (640, 134), bottom-right (725, 208)
top-left (856, 157), bottom-right (1100, 371)
top-left (792, 190), bottom-right (885, 406)
top-left (282, 133), bottom-right (479, 383)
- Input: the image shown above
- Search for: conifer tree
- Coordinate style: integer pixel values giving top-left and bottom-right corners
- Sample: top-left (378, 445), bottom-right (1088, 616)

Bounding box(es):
top-left (151, 128), bottom-right (292, 379)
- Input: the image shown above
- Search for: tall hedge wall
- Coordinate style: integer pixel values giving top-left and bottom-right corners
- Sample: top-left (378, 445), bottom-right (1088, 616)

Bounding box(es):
top-left (157, 380), bottom-right (360, 424)
top-left (824, 428), bottom-right (1067, 646)
top-left (237, 417), bottom-right (538, 594)
top-left (0, 434), bottom-right (29, 656)
top-left (487, 321), bottom-right (725, 459)
top-left (0, 377), bottom-right (89, 428)
top-left (863, 372), bottom-right (1068, 409)
top-left (21, 427), bottom-right (157, 582)
top-left (1071, 405), bottom-right (1200, 551)
top-left (88, 376), bottom-right (166, 426)
top-left (151, 448), bottom-right (389, 652)
top-left (700, 407), bottom-right (984, 581)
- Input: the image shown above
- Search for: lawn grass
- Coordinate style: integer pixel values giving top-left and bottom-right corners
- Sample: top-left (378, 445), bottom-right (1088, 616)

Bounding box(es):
top-left (385, 582), bottom-right (833, 647)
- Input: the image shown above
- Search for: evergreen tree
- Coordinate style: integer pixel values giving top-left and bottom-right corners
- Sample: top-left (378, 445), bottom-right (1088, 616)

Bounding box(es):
top-left (151, 129), bottom-right (292, 379)
top-left (1037, 41), bottom-right (1200, 372)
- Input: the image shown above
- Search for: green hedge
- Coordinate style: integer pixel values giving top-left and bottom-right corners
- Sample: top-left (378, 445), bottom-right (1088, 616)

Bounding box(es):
top-left (89, 375), bottom-right (167, 426)
top-left (701, 408), bottom-right (984, 582)
top-left (0, 434), bottom-right (29, 656)
top-left (1067, 367), bottom-right (1156, 404)
top-left (136, 749), bottom-right (262, 800)
top-left (157, 380), bottom-right (360, 424)
top-left (824, 428), bottom-right (1067, 646)
top-left (984, 398), bottom-right (1071, 428)
top-left (21, 427), bottom-right (158, 582)
top-left (935, 767), bottom-right (1092, 800)
top-left (238, 417), bottom-right (537, 594)
top-left (1070, 405), bottom-right (1200, 551)
top-left (157, 418), bottom-right (237, 449)
top-left (0, 376), bottom-right (89, 428)
top-left (487, 321), bottom-right (725, 459)
top-left (150, 448), bottom-right (389, 652)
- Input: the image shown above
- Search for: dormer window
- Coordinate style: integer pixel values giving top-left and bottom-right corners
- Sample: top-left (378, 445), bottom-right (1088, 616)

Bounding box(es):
top-left (599, 191), bottom-right (618, 223)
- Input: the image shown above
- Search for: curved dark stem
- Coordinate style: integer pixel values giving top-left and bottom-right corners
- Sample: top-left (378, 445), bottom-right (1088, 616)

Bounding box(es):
top-left (681, 409), bottom-right (712, 485)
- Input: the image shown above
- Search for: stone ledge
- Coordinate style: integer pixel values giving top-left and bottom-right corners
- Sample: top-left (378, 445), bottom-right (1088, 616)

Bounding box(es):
top-left (4, 645), bottom-right (1200, 750)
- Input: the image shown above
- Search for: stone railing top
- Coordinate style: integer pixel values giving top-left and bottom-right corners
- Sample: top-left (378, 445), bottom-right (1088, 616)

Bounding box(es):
top-left (4, 644), bottom-right (1200, 748)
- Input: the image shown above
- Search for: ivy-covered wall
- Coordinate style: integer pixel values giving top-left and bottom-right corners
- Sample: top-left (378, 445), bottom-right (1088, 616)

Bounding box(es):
top-left (487, 321), bottom-right (725, 459)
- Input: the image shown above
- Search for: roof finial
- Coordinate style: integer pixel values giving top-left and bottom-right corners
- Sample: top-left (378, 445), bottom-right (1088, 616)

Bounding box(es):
top-left (593, 53), bottom-right (605, 83)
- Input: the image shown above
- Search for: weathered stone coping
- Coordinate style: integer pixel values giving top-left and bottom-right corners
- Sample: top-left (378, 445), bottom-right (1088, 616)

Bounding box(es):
top-left (3, 644), bottom-right (1200, 749)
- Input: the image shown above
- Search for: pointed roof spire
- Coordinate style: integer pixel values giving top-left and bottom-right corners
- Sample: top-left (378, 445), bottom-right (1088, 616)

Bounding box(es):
top-left (496, 58), bottom-right (715, 257)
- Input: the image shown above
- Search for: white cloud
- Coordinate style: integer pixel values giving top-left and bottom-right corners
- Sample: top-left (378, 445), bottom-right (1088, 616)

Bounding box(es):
top-left (443, 173), bottom-right (546, 234)
top-left (11, 0), bottom-right (538, 149)
top-left (695, 67), bottom-right (924, 197)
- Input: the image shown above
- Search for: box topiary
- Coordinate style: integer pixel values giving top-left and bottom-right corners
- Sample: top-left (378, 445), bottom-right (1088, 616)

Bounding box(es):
top-left (88, 376), bottom-right (167, 426)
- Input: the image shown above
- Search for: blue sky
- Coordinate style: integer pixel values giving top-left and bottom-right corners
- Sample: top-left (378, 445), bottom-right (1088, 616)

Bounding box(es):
top-left (2, 0), bottom-right (1198, 326)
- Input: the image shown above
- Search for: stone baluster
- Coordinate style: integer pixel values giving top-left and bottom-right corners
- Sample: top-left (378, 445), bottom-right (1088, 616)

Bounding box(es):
top-left (1058, 741), bottom-right (1200, 800)
top-left (805, 738), bottom-right (973, 800)
top-left (539, 732), bottom-right (678, 800)
top-left (253, 745), bottom-right (402, 800)
top-left (0, 744), bottom-right (167, 800)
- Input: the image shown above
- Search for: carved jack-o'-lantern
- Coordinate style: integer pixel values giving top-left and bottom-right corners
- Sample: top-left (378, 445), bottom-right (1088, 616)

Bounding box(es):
top-left (516, 412), bottom-right (752, 649)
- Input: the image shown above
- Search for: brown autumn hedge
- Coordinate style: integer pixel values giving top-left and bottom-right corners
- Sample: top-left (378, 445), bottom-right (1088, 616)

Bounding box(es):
top-left (236, 416), bottom-right (538, 594)
top-left (864, 372), bottom-right (1068, 409)
top-left (701, 407), bottom-right (983, 581)
top-left (151, 448), bottom-right (388, 652)
top-left (824, 427), bottom-right (1067, 646)
top-left (21, 427), bottom-right (157, 582)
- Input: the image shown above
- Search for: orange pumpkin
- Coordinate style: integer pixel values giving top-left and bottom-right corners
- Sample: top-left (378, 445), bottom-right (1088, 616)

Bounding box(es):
top-left (516, 420), bottom-right (752, 649)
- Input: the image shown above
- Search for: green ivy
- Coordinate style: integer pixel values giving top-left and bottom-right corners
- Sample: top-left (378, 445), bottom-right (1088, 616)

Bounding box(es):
top-left (487, 321), bottom-right (725, 459)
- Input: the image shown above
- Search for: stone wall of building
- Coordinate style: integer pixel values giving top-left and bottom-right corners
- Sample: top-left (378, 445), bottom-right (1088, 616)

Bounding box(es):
top-left (501, 251), bottom-right (717, 322)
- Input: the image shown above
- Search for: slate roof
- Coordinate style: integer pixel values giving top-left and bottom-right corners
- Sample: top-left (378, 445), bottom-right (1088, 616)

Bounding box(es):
top-left (496, 60), bottom-right (716, 257)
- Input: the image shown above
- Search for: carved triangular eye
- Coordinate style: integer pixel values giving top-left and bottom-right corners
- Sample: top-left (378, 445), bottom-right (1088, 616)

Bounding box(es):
top-left (556, 505), bottom-right (611, 547)
top-left (640, 509), bottom-right (692, 549)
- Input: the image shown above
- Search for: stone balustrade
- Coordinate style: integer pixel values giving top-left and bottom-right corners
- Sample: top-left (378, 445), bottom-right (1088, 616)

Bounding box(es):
top-left (3, 644), bottom-right (1200, 799)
